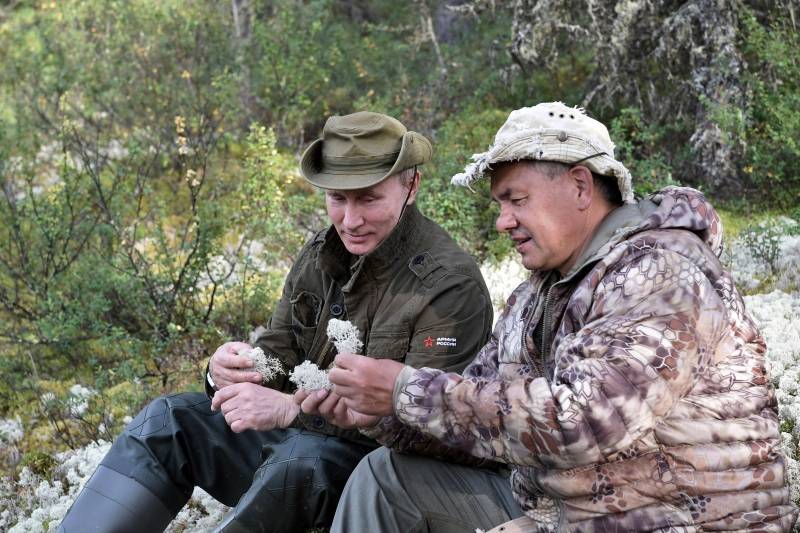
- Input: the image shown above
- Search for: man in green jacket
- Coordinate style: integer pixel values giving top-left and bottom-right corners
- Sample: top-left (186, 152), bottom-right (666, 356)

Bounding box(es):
top-left (59, 112), bottom-right (493, 533)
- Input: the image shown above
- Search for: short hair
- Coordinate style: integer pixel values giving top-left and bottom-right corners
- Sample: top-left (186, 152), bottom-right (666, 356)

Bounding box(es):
top-left (523, 160), bottom-right (623, 207)
top-left (394, 167), bottom-right (417, 187)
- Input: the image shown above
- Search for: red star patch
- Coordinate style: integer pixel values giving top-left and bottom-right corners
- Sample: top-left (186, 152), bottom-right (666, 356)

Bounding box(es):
top-left (423, 336), bottom-right (434, 348)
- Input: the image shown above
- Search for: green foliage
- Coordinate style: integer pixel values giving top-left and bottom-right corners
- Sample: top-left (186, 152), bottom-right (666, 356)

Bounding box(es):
top-left (19, 451), bottom-right (58, 479)
top-left (732, 9), bottom-right (800, 207)
top-left (609, 108), bottom-right (684, 196)
top-left (419, 107), bottom-right (511, 261)
top-left (0, 0), bottom-right (796, 473)
top-left (740, 220), bottom-right (783, 275)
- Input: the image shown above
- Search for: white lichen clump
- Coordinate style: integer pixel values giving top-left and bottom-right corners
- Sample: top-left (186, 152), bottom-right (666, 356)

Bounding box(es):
top-left (326, 318), bottom-right (363, 354)
top-left (241, 346), bottom-right (284, 383)
top-left (0, 417), bottom-right (23, 445)
top-left (0, 440), bottom-right (229, 532)
top-left (288, 319), bottom-right (363, 391)
top-left (289, 361), bottom-right (331, 391)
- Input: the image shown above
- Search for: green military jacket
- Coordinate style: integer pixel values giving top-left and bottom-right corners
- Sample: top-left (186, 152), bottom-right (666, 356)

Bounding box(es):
top-left (254, 204), bottom-right (492, 441)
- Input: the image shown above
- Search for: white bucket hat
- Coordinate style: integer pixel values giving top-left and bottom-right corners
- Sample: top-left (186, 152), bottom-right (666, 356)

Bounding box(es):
top-left (451, 102), bottom-right (634, 203)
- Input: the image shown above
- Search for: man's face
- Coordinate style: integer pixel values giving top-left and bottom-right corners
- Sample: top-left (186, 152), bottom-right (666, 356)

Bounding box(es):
top-left (490, 162), bottom-right (589, 274)
top-left (326, 174), bottom-right (416, 256)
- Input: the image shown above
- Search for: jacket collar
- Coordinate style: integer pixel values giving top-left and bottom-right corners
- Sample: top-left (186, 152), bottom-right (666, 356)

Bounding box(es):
top-left (563, 200), bottom-right (656, 279)
top-left (317, 203), bottom-right (425, 290)
top-left (531, 198), bottom-right (658, 287)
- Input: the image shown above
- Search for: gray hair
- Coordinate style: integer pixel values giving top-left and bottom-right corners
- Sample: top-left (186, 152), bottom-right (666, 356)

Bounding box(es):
top-left (394, 167), bottom-right (417, 187)
top-left (522, 160), bottom-right (623, 206)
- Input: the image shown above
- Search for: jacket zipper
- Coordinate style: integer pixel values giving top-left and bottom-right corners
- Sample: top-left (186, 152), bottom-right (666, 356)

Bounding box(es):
top-left (521, 278), bottom-right (550, 371)
top-left (540, 283), bottom-right (555, 384)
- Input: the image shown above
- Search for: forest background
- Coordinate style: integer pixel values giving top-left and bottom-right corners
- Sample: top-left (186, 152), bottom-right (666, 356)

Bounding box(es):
top-left (0, 0), bottom-right (798, 496)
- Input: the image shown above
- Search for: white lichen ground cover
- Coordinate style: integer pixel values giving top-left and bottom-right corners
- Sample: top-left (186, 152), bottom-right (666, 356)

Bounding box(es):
top-left (2, 226), bottom-right (800, 531)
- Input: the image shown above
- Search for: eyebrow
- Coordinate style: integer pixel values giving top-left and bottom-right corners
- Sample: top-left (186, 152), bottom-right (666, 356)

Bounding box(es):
top-left (491, 187), bottom-right (511, 202)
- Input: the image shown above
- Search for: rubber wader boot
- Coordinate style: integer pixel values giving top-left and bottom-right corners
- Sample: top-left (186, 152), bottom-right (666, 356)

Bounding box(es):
top-left (58, 465), bottom-right (175, 533)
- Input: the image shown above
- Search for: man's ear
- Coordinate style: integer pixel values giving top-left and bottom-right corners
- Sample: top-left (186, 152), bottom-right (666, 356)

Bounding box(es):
top-left (570, 165), bottom-right (594, 211)
top-left (406, 170), bottom-right (421, 205)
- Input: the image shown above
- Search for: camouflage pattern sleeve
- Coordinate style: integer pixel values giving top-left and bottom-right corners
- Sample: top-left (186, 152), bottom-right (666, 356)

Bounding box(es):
top-left (390, 246), bottom-right (728, 468)
top-left (361, 336), bottom-right (502, 465)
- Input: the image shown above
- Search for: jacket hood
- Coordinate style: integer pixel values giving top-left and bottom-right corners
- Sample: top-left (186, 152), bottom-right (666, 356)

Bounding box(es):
top-left (639, 186), bottom-right (724, 257)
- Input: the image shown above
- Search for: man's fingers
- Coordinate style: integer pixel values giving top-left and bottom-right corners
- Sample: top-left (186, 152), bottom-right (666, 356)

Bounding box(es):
top-left (332, 352), bottom-right (365, 370)
top-left (328, 367), bottom-right (357, 388)
top-left (210, 383), bottom-right (239, 411)
top-left (223, 407), bottom-right (240, 427)
top-left (215, 351), bottom-right (254, 369)
top-left (293, 389), bottom-right (310, 405)
top-left (328, 382), bottom-right (356, 400)
top-left (317, 390), bottom-right (341, 416)
top-left (333, 399), bottom-right (350, 423)
top-left (211, 352), bottom-right (262, 387)
top-left (228, 341), bottom-right (252, 352)
top-left (299, 388), bottom-right (328, 414)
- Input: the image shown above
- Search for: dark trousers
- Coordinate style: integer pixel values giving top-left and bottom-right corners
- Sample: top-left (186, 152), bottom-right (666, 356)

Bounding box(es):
top-left (102, 392), bottom-right (374, 532)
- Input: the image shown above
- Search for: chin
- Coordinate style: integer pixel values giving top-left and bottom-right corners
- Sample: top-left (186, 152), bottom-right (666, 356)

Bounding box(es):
top-left (519, 255), bottom-right (542, 272)
top-left (344, 241), bottom-right (377, 256)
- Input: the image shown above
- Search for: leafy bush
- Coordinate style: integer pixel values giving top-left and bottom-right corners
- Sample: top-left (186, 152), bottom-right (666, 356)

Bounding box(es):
top-left (609, 108), bottom-right (684, 197)
top-left (418, 107), bottom-right (512, 261)
top-left (734, 9), bottom-right (800, 208)
top-left (740, 221), bottom-right (784, 275)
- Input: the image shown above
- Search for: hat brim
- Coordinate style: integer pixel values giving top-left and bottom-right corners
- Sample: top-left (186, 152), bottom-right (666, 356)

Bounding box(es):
top-left (300, 131), bottom-right (432, 190)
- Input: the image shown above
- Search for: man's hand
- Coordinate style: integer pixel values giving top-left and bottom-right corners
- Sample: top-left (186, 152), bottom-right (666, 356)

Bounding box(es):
top-left (210, 383), bottom-right (299, 433)
top-left (209, 342), bottom-right (263, 389)
top-left (328, 353), bottom-right (405, 416)
top-left (294, 388), bottom-right (380, 429)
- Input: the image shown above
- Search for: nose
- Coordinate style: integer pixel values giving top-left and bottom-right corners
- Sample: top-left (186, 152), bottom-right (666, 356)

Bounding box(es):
top-left (495, 205), bottom-right (517, 233)
top-left (343, 204), bottom-right (364, 230)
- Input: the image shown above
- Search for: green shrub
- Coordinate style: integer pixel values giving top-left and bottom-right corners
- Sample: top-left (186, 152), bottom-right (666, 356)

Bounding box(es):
top-left (734, 9), bottom-right (800, 207)
top-left (609, 108), bottom-right (684, 197)
top-left (418, 107), bottom-right (512, 262)
top-left (19, 451), bottom-right (58, 479)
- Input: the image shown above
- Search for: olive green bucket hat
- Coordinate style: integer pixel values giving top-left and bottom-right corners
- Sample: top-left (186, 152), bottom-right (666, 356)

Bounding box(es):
top-left (300, 111), bottom-right (433, 190)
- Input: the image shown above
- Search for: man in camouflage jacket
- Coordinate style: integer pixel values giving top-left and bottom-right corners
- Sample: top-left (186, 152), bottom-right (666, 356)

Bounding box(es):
top-left (59, 112), bottom-right (492, 533)
top-left (316, 103), bottom-right (799, 532)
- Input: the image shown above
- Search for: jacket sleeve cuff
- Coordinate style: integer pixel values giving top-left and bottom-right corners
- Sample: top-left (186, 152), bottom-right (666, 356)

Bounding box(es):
top-left (392, 365), bottom-right (416, 410)
top-left (204, 360), bottom-right (217, 399)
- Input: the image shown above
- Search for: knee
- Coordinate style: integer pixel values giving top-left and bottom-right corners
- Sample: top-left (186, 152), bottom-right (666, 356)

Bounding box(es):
top-left (124, 392), bottom-right (208, 438)
top-left (257, 453), bottom-right (335, 495)
top-left (348, 447), bottom-right (393, 490)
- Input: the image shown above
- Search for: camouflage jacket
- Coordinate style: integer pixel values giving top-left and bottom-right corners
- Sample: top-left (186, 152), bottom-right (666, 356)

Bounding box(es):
top-left (251, 203), bottom-right (492, 443)
top-left (366, 188), bottom-right (798, 531)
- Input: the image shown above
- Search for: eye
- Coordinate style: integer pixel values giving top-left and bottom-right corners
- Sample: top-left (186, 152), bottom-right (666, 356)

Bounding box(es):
top-left (327, 193), bottom-right (345, 203)
top-left (510, 196), bottom-right (527, 206)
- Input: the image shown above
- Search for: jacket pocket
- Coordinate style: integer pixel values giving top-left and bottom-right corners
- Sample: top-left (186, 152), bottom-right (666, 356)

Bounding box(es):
top-left (365, 332), bottom-right (409, 361)
top-left (290, 290), bottom-right (322, 355)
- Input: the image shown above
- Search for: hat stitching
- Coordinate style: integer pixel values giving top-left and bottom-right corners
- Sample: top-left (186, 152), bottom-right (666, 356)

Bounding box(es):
top-left (323, 151), bottom-right (401, 161)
